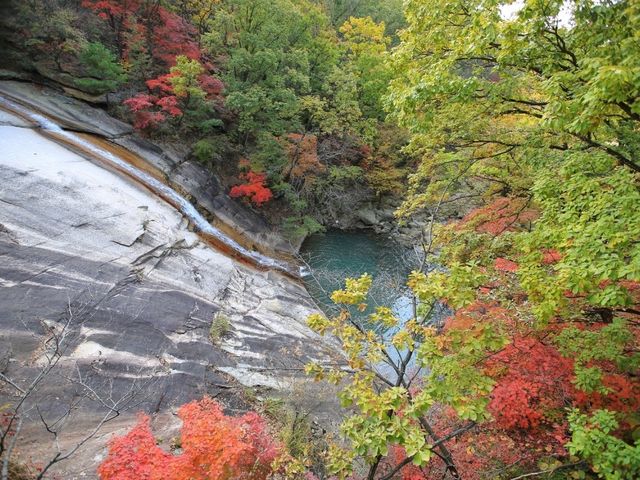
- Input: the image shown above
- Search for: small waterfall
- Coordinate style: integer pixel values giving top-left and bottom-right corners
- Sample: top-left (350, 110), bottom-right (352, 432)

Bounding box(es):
top-left (0, 96), bottom-right (301, 277)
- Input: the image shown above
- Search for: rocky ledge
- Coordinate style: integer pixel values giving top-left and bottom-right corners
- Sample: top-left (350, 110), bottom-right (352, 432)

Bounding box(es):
top-left (0, 98), bottom-right (341, 478)
top-left (0, 80), bottom-right (296, 255)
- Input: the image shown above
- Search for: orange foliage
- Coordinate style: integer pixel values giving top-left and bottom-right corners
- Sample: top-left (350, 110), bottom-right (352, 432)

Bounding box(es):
top-left (444, 301), bottom-right (514, 331)
top-left (575, 373), bottom-right (640, 414)
top-left (458, 197), bottom-right (538, 236)
top-left (98, 415), bottom-right (170, 480)
top-left (486, 337), bottom-right (574, 432)
top-left (98, 398), bottom-right (280, 480)
top-left (541, 249), bottom-right (562, 264)
top-left (494, 257), bottom-right (519, 272)
top-left (282, 133), bottom-right (325, 192)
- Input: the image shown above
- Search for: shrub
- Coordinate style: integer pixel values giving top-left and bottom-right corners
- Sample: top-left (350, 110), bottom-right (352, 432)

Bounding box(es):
top-left (98, 397), bottom-right (280, 480)
top-left (229, 170), bottom-right (273, 206)
top-left (75, 42), bottom-right (127, 94)
top-left (193, 139), bottom-right (217, 164)
top-left (209, 312), bottom-right (231, 343)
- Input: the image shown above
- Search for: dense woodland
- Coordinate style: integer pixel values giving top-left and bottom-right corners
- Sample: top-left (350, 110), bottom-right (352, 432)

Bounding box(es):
top-left (1, 0), bottom-right (639, 479)
top-left (1, 0), bottom-right (410, 237)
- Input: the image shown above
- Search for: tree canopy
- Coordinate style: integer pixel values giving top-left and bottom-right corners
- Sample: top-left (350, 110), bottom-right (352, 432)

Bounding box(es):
top-left (306, 1), bottom-right (640, 479)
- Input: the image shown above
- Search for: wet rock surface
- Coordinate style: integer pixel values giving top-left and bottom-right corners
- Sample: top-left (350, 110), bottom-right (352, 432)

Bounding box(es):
top-left (0, 80), bottom-right (132, 138)
top-left (0, 80), bottom-right (296, 255)
top-left (0, 106), bottom-right (341, 478)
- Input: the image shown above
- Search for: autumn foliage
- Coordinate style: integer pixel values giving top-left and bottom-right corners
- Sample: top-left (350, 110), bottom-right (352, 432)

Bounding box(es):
top-left (486, 337), bottom-right (574, 432)
top-left (389, 412), bottom-right (528, 480)
top-left (282, 133), bottom-right (325, 191)
top-left (230, 170), bottom-right (273, 206)
top-left (98, 398), bottom-right (280, 480)
top-left (457, 196), bottom-right (538, 236)
top-left (123, 73), bottom-right (183, 129)
top-left (82, 0), bottom-right (200, 66)
top-left (380, 195), bottom-right (640, 480)
top-left (84, 0), bottom-right (223, 131)
top-left (493, 257), bottom-right (518, 273)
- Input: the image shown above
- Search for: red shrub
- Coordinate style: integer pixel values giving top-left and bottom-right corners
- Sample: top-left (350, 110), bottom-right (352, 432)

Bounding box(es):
top-left (458, 197), bottom-right (538, 236)
top-left (230, 171), bottom-right (273, 206)
top-left (541, 249), bottom-right (562, 264)
top-left (494, 257), bottom-right (519, 272)
top-left (444, 301), bottom-right (514, 331)
top-left (98, 398), bottom-right (280, 480)
top-left (486, 337), bottom-right (574, 431)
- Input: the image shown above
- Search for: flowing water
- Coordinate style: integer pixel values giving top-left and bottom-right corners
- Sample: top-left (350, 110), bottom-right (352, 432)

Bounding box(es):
top-left (0, 95), bottom-right (301, 277)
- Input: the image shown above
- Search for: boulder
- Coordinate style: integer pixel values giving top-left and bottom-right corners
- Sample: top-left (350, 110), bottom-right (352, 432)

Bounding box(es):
top-left (354, 205), bottom-right (379, 226)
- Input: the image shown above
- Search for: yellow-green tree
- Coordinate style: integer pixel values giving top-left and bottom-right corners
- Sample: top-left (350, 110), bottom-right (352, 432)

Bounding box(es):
top-left (340, 16), bottom-right (392, 119)
top-left (307, 1), bottom-right (640, 479)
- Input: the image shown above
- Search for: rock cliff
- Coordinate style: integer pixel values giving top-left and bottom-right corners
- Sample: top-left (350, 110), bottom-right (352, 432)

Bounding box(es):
top-left (0, 83), bottom-right (341, 478)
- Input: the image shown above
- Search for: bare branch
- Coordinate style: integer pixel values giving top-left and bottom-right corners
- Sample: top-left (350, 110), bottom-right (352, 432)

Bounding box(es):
top-left (0, 374), bottom-right (25, 394)
top-left (1, 417), bottom-right (23, 480)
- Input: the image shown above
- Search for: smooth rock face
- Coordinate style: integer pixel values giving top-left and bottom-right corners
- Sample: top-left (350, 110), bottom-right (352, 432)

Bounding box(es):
top-left (0, 80), bottom-right (297, 255)
top-left (0, 81), bottom-right (132, 138)
top-left (0, 108), bottom-right (340, 478)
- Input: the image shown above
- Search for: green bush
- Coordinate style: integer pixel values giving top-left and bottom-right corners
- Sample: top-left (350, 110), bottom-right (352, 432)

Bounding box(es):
top-left (209, 312), bottom-right (231, 343)
top-left (193, 139), bottom-right (217, 164)
top-left (75, 42), bottom-right (126, 94)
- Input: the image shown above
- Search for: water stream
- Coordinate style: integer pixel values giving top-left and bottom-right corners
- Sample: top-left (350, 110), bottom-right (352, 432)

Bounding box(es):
top-left (300, 230), bottom-right (419, 331)
top-left (0, 95), bottom-right (302, 278)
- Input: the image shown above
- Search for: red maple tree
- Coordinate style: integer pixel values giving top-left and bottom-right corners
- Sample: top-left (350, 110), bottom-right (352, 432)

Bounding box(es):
top-left (98, 397), bottom-right (280, 480)
top-left (123, 68), bottom-right (223, 130)
top-left (123, 73), bottom-right (182, 129)
top-left (152, 7), bottom-right (200, 65)
top-left (82, 0), bottom-right (200, 66)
